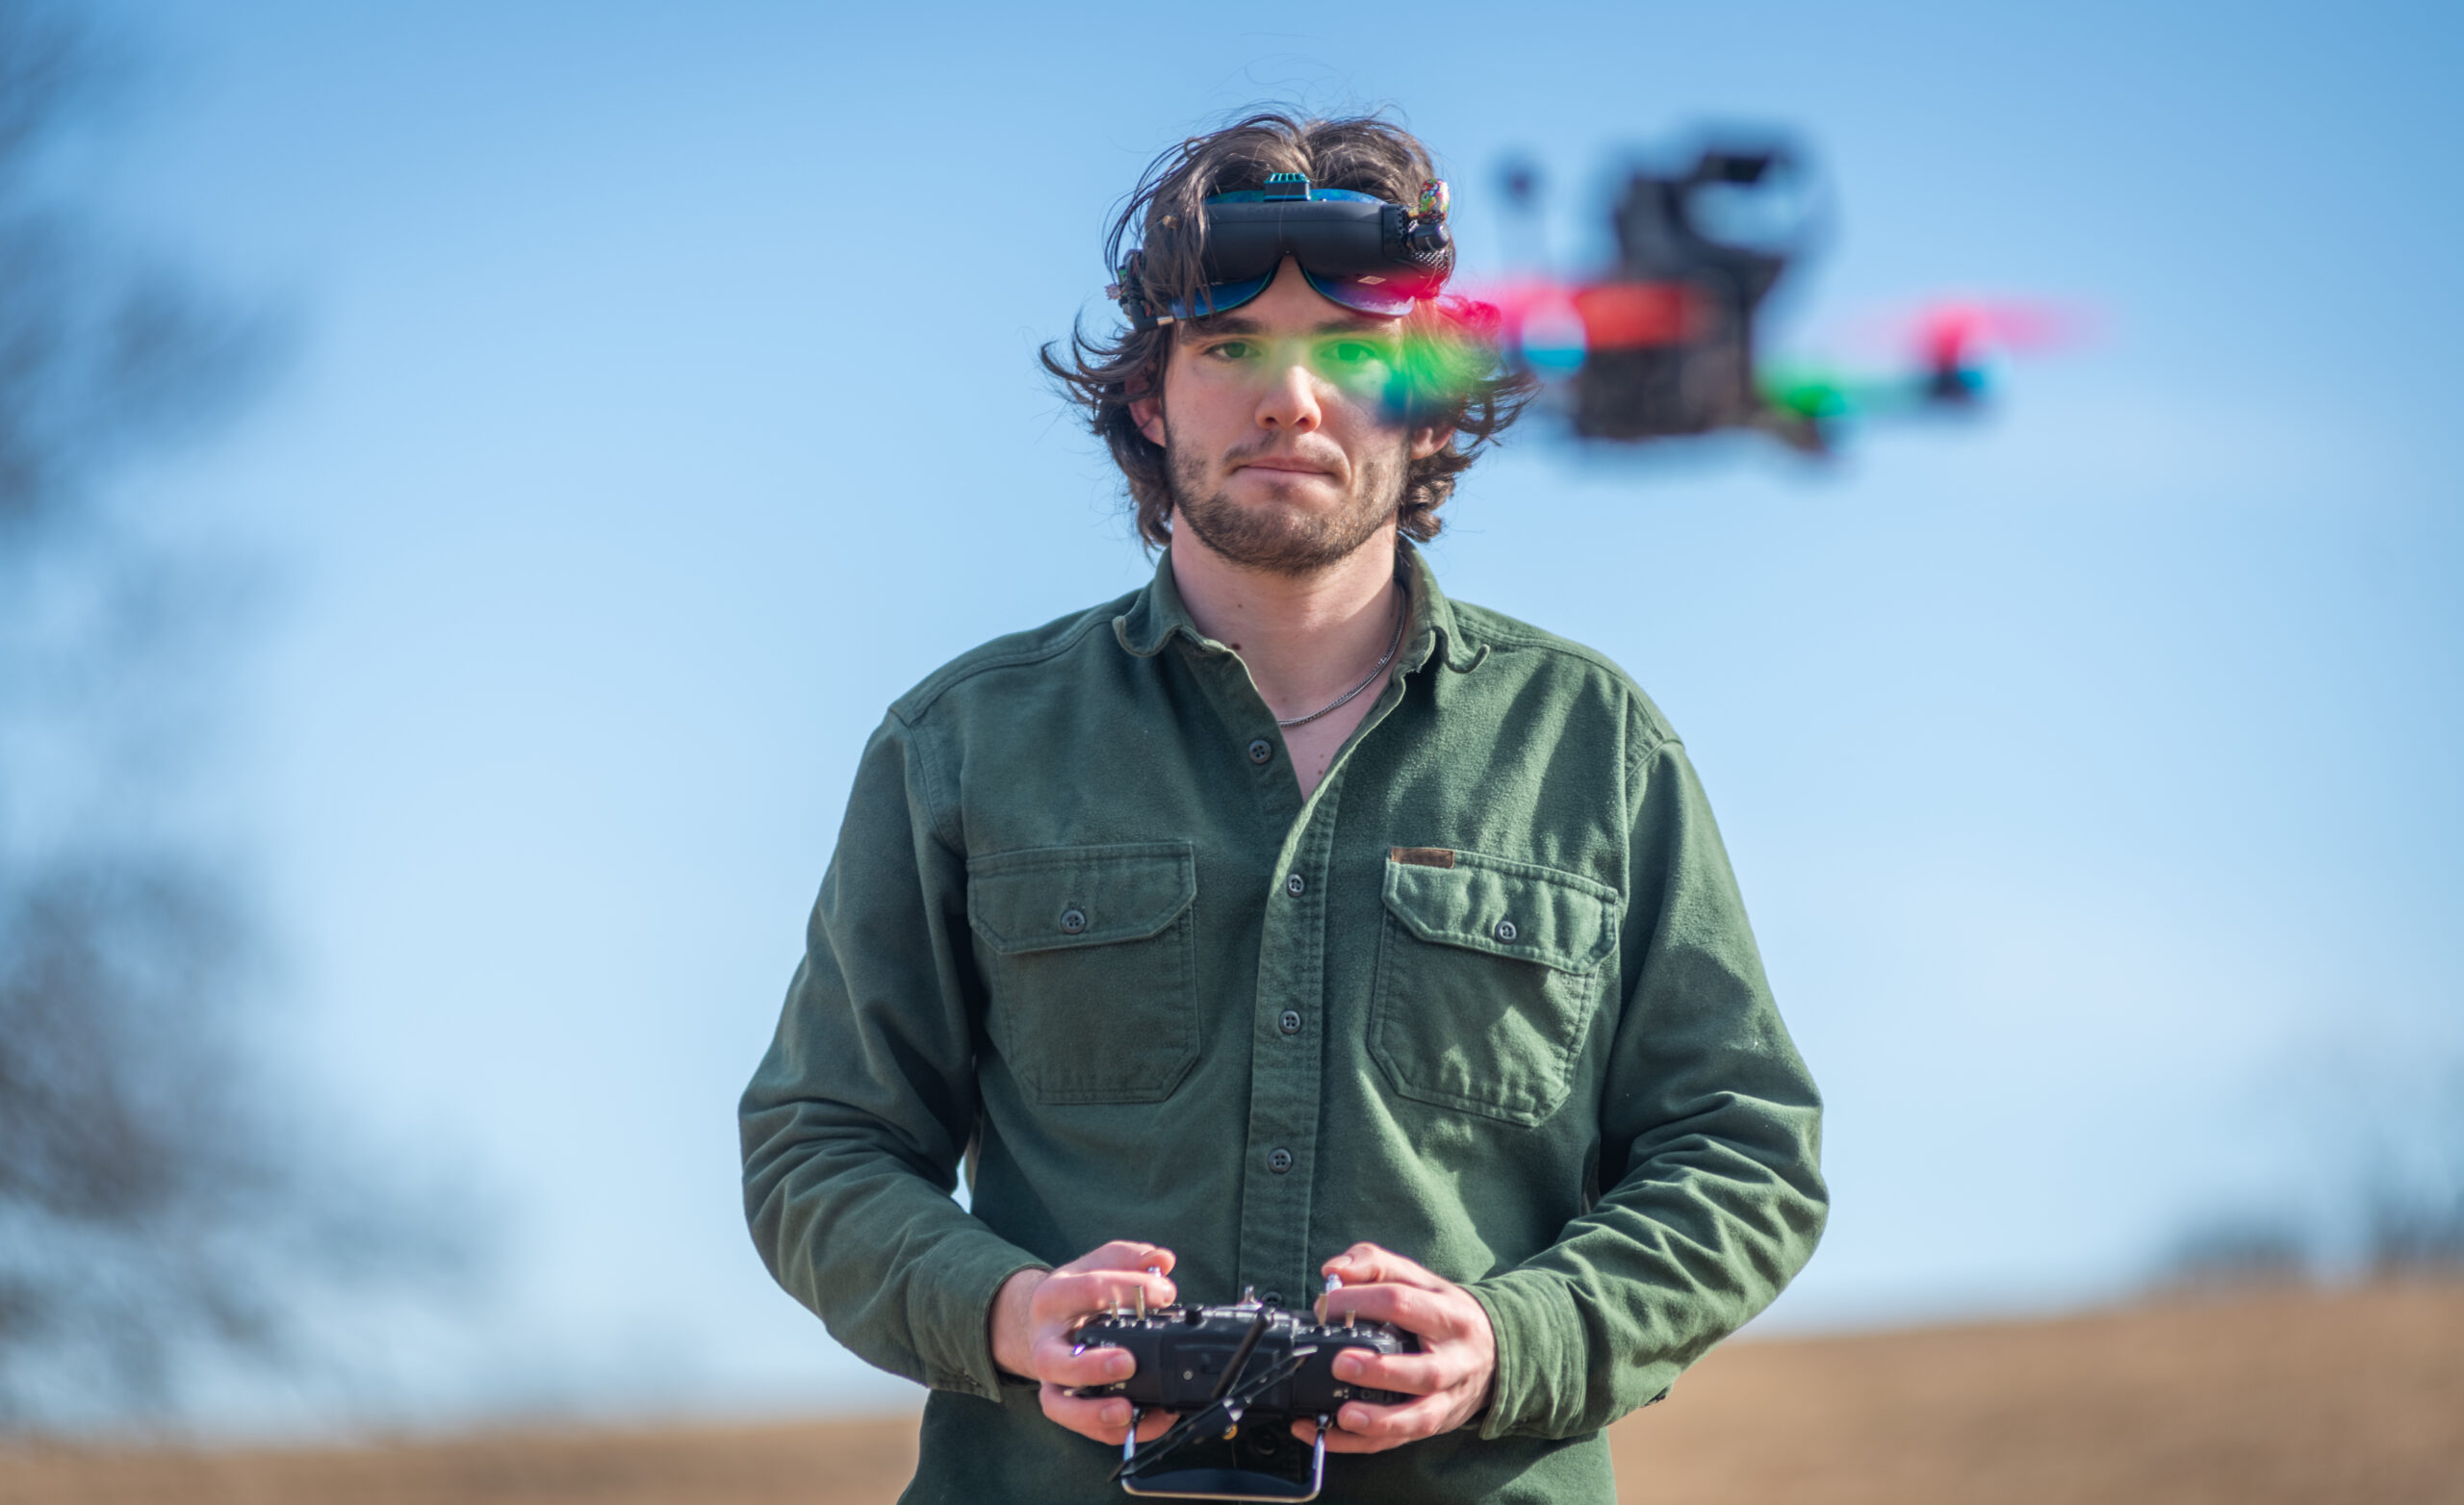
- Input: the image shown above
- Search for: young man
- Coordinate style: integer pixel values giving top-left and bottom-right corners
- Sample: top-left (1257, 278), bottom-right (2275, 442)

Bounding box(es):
top-left (741, 115), bottom-right (1825, 1503)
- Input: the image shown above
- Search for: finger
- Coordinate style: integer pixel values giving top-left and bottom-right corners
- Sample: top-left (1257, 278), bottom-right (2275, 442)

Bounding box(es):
top-left (1059, 1241), bottom-right (1178, 1277)
top-left (1038, 1385), bottom-right (1139, 1443)
top-left (1034, 1268), bottom-right (1177, 1325)
top-left (1327, 1346), bottom-right (1454, 1397)
top-left (1291, 1391), bottom-right (1461, 1453)
top-left (1322, 1242), bottom-right (1447, 1293)
top-left (1320, 1426), bottom-right (1403, 1454)
top-left (1288, 1415), bottom-right (1377, 1454)
top-left (1039, 1270), bottom-right (1176, 1320)
top-left (1319, 1427), bottom-right (1393, 1454)
top-left (1320, 1283), bottom-right (1460, 1339)
top-left (1319, 1241), bottom-right (1387, 1283)
top-left (1032, 1336), bottom-right (1139, 1390)
top-left (1038, 1386), bottom-right (1180, 1445)
top-left (1323, 1392), bottom-right (1459, 1451)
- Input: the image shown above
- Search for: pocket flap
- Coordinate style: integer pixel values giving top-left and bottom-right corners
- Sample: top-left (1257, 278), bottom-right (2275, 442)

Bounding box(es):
top-left (1381, 849), bottom-right (1617, 974)
top-left (968, 841), bottom-right (1196, 955)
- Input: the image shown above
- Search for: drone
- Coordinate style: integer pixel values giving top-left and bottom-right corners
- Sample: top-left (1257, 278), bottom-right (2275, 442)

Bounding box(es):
top-left (1475, 142), bottom-right (2077, 455)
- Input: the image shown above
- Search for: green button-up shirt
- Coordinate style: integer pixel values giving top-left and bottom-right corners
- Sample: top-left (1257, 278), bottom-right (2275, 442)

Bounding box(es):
top-left (741, 545), bottom-right (1825, 1504)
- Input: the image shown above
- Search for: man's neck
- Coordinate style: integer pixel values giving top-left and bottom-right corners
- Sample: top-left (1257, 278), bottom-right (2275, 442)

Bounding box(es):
top-left (1169, 523), bottom-right (1403, 725)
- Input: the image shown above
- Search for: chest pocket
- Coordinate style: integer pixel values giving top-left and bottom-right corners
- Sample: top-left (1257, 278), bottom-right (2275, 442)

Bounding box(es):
top-left (967, 841), bottom-right (1199, 1105)
top-left (1370, 848), bottom-right (1619, 1127)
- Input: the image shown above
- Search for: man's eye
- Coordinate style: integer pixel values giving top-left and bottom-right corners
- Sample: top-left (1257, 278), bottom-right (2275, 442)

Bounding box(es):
top-left (1207, 340), bottom-right (1255, 361)
top-left (1323, 341), bottom-right (1384, 366)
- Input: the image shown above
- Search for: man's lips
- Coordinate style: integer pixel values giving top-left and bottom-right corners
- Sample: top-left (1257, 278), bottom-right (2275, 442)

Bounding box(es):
top-left (1233, 455), bottom-right (1340, 478)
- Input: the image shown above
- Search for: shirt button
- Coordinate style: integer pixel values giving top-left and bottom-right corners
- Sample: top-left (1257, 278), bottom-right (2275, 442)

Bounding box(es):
top-left (1247, 738), bottom-right (1274, 765)
top-left (1278, 1009), bottom-right (1302, 1036)
top-left (1060, 907), bottom-right (1089, 934)
top-left (1494, 917), bottom-right (1518, 943)
top-left (1268, 1147), bottom-right (1294, 1174)
top-left (1284, 873), bottom-right (1306, 897)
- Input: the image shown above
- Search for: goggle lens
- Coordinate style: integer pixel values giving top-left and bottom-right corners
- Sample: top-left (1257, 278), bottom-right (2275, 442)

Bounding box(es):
top-left (1163, 268), bottom-right (1423, 323)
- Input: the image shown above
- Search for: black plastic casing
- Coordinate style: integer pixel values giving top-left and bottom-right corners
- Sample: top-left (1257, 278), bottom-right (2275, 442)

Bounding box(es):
top-left (1196, 201), bottom-right (1450, 294)
top-left (1073, 1304), bottom-right (1415, 1416)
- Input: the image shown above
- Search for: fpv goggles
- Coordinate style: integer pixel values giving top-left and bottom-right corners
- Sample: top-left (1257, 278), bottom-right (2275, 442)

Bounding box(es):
top-left (1110, 172), bottom-right (1454, 328)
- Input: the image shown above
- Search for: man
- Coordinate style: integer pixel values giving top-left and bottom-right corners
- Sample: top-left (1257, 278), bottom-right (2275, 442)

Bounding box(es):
top-left (741, 113), bottom-right (1825, 1504)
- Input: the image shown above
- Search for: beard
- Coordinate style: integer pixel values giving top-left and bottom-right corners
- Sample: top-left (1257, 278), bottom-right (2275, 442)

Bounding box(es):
top-left (1167, 433), bottom-right (1408, 577)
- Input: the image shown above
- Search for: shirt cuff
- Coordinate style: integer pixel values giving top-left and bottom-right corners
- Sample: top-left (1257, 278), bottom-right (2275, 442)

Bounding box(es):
top-left (912, 1236), bottom-right (1051, 1402)
top-left (1464, 1268), bottom-right (1585, 1440)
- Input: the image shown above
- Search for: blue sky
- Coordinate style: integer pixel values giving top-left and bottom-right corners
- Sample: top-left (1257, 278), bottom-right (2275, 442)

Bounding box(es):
top-left (71, 0), bottom-right (2464, 1432)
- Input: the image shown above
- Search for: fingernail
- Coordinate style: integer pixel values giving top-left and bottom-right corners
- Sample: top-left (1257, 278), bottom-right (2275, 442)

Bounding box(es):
top-left (1333, 1354), bottom-right (1360, 1378)
top-left (1109, 1402), bottom-right (1129, 1424)
top-left (1109, 1353), bottom-right (1133, 1377)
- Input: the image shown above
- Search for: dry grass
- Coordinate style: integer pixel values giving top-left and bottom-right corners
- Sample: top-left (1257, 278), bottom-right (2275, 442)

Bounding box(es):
top-left (4, 1281), bottom-right (2457, 1504)
top-left (1610, 1279), bottom-right (2464, 1504)
top-left (0, 1417), bottom-right (918, 1505)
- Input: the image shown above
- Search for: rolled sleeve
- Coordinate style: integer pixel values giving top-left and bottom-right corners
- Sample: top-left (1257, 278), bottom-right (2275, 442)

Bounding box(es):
top-left (1466, 1268), bottom-right (1589, 1440)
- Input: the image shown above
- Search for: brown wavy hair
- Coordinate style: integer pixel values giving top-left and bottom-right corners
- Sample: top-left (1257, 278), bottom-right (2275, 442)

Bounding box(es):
top-left (1041, 112), bottom-right (1532, 549)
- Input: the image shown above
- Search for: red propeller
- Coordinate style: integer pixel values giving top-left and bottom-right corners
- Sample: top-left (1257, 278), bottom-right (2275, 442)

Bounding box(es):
top-left (1892, 298), bottom-right (2091, 371)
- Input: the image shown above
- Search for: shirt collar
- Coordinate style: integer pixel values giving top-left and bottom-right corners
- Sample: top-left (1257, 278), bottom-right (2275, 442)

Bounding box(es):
top-left (1112, 540), bottom-right (1484, 675)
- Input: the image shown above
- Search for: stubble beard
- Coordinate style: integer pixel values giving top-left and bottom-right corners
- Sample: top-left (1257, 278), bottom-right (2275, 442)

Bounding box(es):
top-left (1166, 434), bottom-right (1409, 577)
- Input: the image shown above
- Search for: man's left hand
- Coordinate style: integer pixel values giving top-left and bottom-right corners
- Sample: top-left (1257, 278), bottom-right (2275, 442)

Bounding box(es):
top-left (1292, 1241), bottom-right (1496, 1453)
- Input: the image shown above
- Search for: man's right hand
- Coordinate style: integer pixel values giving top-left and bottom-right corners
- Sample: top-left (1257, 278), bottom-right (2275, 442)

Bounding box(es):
top-left (989, 1239), bottom-right (1180, 1447)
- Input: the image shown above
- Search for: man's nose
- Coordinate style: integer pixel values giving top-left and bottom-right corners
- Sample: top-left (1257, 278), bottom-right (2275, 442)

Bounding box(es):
top-left (1254, 357), bottom-right (1323, 432)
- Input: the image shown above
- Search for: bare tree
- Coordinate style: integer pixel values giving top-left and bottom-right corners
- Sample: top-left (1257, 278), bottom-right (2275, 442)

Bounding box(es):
top-left (2161, 1044), bottom-right (2464, 1288)
top-left (0, 2), bottom-right (464, 1425)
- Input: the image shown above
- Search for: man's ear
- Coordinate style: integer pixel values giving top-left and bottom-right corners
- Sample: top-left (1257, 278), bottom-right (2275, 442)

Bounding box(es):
top-left (1130, 394), bottom-right (1167, 448)
top-left (1408, 423), bottom-right (1448, 461)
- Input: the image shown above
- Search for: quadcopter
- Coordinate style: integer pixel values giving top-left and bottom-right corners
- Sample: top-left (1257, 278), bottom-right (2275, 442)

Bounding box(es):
top-left (1476, 141), bottom-right (2076, 455)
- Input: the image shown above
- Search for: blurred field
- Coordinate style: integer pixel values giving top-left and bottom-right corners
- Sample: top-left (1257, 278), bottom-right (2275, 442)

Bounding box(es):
top-left (3, 1281), bottom-right (2456, 1505)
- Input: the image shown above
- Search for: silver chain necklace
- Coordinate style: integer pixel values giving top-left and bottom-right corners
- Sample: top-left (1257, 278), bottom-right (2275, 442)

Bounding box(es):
top-left (1274, 590), bottom-right (1408, 729)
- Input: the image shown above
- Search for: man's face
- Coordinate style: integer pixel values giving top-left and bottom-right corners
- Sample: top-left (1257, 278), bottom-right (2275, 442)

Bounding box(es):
top-left (1131, 258), bottom-right (1443, 576)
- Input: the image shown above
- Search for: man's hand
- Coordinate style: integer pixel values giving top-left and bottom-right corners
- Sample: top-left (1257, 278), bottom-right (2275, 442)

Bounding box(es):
top-left (989, 1239), bottom-right (1181, 1448)
top-left (1295, 1241), bottom-right (1497, 1454)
